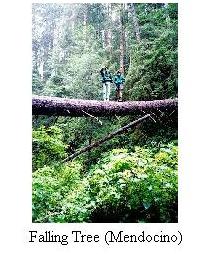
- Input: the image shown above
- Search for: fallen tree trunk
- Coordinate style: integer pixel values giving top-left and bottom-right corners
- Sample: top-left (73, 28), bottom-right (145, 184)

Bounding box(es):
top-left (32, 96), bottom-right (178, 117)
top-left (63, 114), bottom-right (151, 162)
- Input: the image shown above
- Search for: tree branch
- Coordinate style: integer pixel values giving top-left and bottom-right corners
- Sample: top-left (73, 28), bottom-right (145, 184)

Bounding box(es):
top-left (63, 114), bottom-right (151, 162)
top-left (81, 110), bottom-right (103, 125)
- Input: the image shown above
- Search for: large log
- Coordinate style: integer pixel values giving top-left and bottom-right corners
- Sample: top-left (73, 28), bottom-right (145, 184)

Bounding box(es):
top-left (32, 95), bottom-right (178, 117)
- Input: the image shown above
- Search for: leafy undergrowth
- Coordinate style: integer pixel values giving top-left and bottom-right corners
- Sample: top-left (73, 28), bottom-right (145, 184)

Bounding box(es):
top-left (32, 142), bottom-right (178, 223)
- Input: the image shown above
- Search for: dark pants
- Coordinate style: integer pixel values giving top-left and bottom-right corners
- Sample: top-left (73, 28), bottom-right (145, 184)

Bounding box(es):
top-left (115, 84), bottom-right (124, 101)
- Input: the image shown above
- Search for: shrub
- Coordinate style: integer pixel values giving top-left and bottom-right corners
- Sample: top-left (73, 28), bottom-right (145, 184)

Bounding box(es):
top-left (32, 142), bottom-right (178, 223)
top-left (32, 126), bottom-right (66, 170)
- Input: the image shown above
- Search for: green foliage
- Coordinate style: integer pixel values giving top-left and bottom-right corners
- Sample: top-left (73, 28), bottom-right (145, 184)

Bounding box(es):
top-left (32, 142), bottom-right (178, 222)
top-left (32, 126), bottom-right (66, 170)
top-left (32, 162), bottom-right (83, 222)
top-left (42, 25), bottom-right (109, 100)
top-left (125, 35), bottom-right (177, 100)
top-left (125, 3), bottom-right (177, 100)
top-left (32, 72), bottom-right (43, 95)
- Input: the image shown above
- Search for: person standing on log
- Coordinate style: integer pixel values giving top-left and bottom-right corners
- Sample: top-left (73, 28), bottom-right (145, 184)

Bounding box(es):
top-left (114, 70), bottom-right (125, 102)
top-left (100, 66), bottom-right (113, 101)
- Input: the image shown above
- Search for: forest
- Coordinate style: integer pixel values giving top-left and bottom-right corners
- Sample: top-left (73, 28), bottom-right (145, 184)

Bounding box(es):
top-left (32, 3), bottom-right (178, 223)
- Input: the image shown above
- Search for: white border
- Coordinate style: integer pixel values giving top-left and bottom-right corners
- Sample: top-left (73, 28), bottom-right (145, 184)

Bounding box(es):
top-left (1, 0), bottom-right (205, 253)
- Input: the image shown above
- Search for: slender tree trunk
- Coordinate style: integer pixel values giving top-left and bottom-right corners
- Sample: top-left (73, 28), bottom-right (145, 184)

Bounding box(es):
top-left (39, 61), bottom-right (44, 82)
top-left (119, 4), bottom-right (126, 73)
top-left (128, 3), bottom-right (141, 42)
top-left (83, 4), bottom-right (88, 42)
top-left (104, 30), bottom-right (109, 48)
top-left (63, 114), bottom-right (151, 161)
top-left (107, 4), bottom-right (112, 55)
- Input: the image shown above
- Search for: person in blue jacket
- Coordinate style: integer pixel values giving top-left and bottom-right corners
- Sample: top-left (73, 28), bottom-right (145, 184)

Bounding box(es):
top-left (114, 70), bottom-right (125, 101)
top-left (100, 67), bottom-right (113, 101)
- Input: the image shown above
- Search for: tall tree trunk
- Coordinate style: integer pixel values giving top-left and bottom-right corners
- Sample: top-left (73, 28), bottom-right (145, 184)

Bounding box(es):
top-left (83, 4), bottom-right (88, 42)
top-left (102, 4), bottom-right (111, 53)
top-left (39, 61), bottom-right (44, 82)
top-left (104, 30), bottom-right (109, 49)
top-left (128, 3), bottom-right (141, 42)
top-left (119, 4), bottom-right (126, 73)
top-left (107, 4), bottom-right (112, 55)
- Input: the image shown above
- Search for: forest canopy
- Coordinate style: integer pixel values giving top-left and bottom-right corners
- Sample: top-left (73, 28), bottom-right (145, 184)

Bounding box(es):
top-left (32, 3), bottom-right (177, 100)
top-left (32, 3), bottom-right (178, 223)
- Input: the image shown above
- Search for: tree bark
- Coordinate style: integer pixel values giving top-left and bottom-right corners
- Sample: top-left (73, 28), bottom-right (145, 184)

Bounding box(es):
top-left (32, 96), bottom-right (178, 117)
top-left (128, 3), bottom-right (141, 42)
top-left (119, 4), bottom-right (126, 73)
top-left (63, 114), bottom-right (150, 161)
